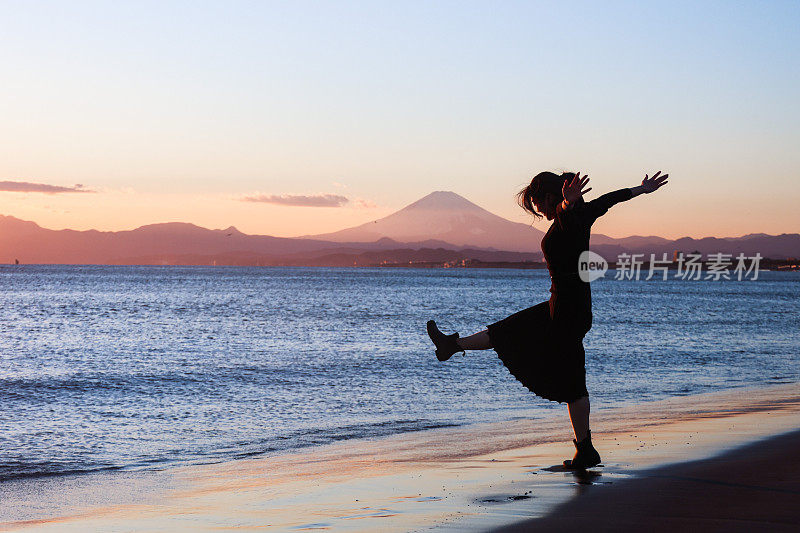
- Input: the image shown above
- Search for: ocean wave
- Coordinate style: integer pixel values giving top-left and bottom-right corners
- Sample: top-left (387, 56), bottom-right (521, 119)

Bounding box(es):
top-left (0, 418), bottom-right (461, 482)
top-left (0, 460), bottom-right (123, 482)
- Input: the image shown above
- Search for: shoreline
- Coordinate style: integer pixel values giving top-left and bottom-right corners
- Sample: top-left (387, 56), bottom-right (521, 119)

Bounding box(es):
top-left (2, 382), bottom-right (799, 531)
top-left (0, 379), bottom-right (793, 481)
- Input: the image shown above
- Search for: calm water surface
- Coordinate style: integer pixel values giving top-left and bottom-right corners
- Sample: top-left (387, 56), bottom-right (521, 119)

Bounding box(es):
top-left (0, 266), bottom-right (798, 481)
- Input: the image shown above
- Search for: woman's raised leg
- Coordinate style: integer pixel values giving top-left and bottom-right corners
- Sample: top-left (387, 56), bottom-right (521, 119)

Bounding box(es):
top-left (457, 329), bottom-right (492, 350)
top-left (427, 321), bottom-right (492, 361)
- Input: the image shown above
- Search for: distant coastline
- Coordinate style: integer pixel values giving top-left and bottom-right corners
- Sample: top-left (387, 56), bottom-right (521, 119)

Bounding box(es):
top-left (5, 257), bottom-right (800, 270)
top-left (378, 257), bottom-right (800, 271)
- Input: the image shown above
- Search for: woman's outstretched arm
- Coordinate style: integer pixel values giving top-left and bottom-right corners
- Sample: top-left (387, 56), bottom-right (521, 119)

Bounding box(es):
top-left (584, 171), bottom-right (669, 223)
top-left (587, 188), bottom-right (634, 214)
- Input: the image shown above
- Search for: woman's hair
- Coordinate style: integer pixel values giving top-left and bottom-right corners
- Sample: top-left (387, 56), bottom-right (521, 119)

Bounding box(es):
top-left (517, 171), bottom-right (576, 218)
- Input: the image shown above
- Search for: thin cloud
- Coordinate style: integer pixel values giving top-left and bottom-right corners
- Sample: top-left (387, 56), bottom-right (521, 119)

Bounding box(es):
top-left (353, 198), bottom-right (377, 208)
top-left (241, 193), bottom-right (350, 207)
top-left (0, 180), bottom-right (94, 194)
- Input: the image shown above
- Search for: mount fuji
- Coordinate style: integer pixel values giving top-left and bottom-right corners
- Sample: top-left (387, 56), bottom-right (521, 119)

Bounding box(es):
top-left (303, 191), bottom-right (546, 253)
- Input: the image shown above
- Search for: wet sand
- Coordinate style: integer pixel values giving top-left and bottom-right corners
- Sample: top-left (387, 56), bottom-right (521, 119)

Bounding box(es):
top-left (494, 428), bottom-right (800, 532)
top-left (2, 382), bottom-right (799, 531)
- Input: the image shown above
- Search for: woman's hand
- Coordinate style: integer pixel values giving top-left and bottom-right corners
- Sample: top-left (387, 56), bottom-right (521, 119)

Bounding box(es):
top-left (562, 172), bottom-right (592, 204)
top-left (641, 171), bottom-right (669, 193)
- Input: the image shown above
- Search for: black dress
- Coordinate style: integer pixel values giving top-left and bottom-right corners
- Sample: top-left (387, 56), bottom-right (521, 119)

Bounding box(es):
top-left (486, 188), bottom-right (634, 403)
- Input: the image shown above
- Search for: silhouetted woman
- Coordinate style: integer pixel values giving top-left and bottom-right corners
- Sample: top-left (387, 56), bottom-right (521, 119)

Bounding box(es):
top-left (426, 171), bottom-right (669, 469)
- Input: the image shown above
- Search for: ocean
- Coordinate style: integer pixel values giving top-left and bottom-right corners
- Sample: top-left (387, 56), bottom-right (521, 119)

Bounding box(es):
top-left (0, 266), bottom-right (798, 482)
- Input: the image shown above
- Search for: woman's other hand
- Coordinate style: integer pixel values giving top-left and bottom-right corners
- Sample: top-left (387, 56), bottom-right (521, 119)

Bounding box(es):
top-left (562, 172), bottom-right (592, 204)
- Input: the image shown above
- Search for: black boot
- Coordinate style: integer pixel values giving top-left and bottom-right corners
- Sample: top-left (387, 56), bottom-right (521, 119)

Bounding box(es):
top-left (426, 320), bottom-right (464, 362)
top-left (563, 430), bottom-right (602, 470)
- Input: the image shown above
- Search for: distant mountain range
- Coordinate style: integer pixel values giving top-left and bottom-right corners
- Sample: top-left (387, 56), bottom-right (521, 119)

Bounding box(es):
top-left (1, 191), bottom-right (797, 265)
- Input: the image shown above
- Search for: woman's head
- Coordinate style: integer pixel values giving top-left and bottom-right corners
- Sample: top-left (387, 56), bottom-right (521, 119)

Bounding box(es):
top-left (517, 171), bottom-right (576, 220)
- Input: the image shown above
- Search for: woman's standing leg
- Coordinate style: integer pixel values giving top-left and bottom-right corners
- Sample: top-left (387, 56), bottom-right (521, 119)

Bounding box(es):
top-left (565, 394), bottom-right (601, 469)
top-left (549, 290), bottom-right (600, 468)
top-left (567, 395), bottom-right (590, 442)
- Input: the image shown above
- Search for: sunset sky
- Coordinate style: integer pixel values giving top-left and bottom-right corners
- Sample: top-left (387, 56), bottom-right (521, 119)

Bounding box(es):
top-left (1, 0), bottom-right (798, 239)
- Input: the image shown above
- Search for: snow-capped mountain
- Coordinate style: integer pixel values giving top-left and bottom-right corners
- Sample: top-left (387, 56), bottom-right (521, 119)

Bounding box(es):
top-left (303, 191), bottom-right (545, 252)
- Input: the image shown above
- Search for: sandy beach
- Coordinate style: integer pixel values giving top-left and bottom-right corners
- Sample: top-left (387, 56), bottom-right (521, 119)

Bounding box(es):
top-left (2, 382), bottom-right (799, 532)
